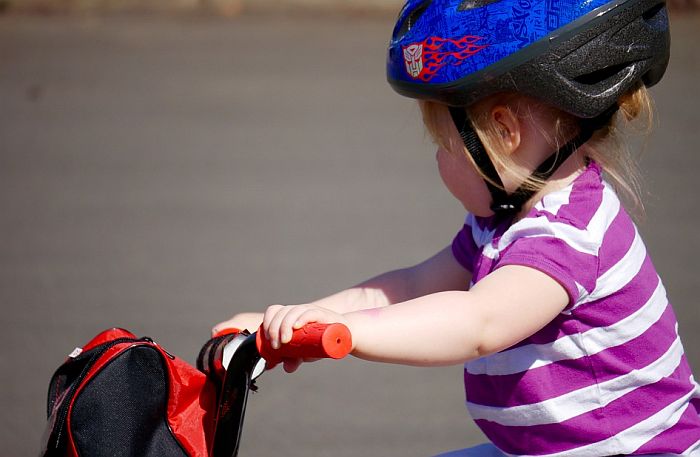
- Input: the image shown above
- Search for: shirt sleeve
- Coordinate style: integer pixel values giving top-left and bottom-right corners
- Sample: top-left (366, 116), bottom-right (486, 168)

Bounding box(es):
top-left (495, 220), bottom-right (600, 308)
top-left (451, 215), bottom-right (479, 273)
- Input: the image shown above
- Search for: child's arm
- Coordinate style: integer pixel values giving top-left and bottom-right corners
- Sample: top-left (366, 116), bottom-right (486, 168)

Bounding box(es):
top-left (266, 265), bottom-right (569, 366)
top-left (213, 246), bottom-right (470, 335)
top-left (308, 245), bottom-right (471, 312)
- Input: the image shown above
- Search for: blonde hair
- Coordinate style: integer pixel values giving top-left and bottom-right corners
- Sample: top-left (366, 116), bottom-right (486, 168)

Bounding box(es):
top-left (419, 84), bottom-right (654, 218)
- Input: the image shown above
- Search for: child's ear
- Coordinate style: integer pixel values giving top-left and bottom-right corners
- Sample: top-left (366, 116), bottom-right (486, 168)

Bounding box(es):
top-left (491, 105), bottom-right (521, 155)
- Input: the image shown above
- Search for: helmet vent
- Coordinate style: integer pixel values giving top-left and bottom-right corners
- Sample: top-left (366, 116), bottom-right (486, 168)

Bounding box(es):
top-left (458, 0), bottom-right (499, 10)
top-left (395, 0), bottom-right (432, 40)
top-left (573, 63), bottom-right (630, 86)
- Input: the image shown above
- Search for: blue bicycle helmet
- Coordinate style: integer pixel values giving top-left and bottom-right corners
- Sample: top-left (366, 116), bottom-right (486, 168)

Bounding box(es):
top-left (387, 0), bottom-right (670, 216)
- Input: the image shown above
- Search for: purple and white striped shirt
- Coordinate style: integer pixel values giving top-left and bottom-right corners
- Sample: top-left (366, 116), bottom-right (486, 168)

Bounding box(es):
top-left (452, 162), bottom-right (700, 456)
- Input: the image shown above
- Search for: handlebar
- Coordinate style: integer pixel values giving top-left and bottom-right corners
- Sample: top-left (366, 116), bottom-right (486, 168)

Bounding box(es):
top-left (211, 322), bottom-right (352, 457)
top-left (256, 322), bottom-right (353, 366)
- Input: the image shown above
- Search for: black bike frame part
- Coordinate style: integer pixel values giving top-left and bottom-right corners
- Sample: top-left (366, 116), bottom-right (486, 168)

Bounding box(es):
top-left (212, 333), bottom-right (262, 457)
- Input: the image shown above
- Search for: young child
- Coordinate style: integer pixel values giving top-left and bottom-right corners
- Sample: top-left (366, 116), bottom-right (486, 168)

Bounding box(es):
top-left (214, 0), bottom-right (700, 454)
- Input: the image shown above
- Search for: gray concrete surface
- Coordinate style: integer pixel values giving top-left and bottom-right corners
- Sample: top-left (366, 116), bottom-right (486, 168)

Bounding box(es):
top-left (5, 0), bottom-right (405, 16)
top-left (4, 0), bottom-right (699, 17)
top-left (1, 12), bottom-right (698, 457)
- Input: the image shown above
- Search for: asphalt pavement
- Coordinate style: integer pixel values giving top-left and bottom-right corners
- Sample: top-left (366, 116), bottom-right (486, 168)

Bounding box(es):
top-left (1, 12), bottom-right (698, 457)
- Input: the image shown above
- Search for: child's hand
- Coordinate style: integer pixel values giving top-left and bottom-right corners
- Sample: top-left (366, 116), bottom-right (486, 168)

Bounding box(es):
top-left (211, 312), bottom-right (264, 337)
top-left (262, 304), bottom-right (349, 353)
top-left (261, 304), bottom-right (352, 373)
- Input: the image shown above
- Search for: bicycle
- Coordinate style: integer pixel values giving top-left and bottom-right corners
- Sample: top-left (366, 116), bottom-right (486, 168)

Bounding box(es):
top-left (42, 323), bottom-right (352, 457)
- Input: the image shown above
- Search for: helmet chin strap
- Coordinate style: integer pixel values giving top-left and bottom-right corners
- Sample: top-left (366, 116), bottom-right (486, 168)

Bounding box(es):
top-left (448, 106), bottom-right (617, 219)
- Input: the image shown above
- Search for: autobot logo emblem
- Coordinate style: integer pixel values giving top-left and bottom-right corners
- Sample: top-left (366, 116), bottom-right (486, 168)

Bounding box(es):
top-left (402, 36), bottom-right (488, 81)
top-left (403, 44), bottom-right (424, 78)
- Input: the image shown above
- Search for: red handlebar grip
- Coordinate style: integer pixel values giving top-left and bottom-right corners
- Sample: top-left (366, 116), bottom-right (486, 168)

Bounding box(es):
top-left (256, 323), bottom-right (352, 365)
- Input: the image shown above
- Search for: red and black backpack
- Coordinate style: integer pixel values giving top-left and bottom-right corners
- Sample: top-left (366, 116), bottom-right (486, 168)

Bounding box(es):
top-left (41, 328), bottom-right (226, 457)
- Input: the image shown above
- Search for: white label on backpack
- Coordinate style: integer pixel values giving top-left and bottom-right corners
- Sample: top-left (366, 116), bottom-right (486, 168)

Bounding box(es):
top-left (68, 347), bottom-right (83, 358)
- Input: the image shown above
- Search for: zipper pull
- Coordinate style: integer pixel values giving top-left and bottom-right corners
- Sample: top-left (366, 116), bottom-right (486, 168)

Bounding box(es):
top-left (139, 336), bottom-right (175, 360)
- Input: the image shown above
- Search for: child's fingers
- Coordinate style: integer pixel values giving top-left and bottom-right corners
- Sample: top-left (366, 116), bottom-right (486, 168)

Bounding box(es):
top-left (294, 308), bottom-right (332, 328)
top-left (264, 305), bottom-right (343, 350)
top-left (282, 357), bottom-right (321, 373)
top-left (211, 320), bottom-right (229, 337)
top-left (282, 358), bottom-right (302, 373)
top-left (211, 317), bottom-right (241, 336)
top-left (262, 304), bottom-right (287, 349)
top-left (278, 306), bottom-right (316, 344)
top-left (262, 305), bottom-right (285, 335)
top-left (212, 312), bottom-right (265, 337)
